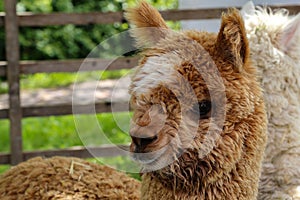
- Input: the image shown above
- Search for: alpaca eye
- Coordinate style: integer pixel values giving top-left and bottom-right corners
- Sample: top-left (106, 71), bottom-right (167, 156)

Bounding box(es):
top-left (192, 100), bottom-right (211, 119)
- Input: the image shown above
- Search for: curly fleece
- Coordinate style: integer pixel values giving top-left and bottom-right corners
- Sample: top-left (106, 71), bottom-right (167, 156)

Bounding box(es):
top-left (0, 156), bottom-right (140, 200)
top-left (126, 1), bottom-right (267, 200)
top-left (242, 4), bottom-right (300, 200)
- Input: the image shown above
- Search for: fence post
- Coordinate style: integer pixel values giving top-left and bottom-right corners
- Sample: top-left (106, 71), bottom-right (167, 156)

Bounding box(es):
top-left (4, 0), bottom-right (23, 165)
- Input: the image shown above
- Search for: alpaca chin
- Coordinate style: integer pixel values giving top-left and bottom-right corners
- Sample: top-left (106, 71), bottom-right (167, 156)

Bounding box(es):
top-left (133, 144), bottom-right (184, 172)
top-left (140, 154), bottom-right (176, 173)
top-left (132, 145), bottom-right (167, 165)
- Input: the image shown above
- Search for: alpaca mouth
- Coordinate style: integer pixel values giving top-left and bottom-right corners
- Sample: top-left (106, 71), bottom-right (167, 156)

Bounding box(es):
top-left (131, 147), bottom-right (166, 165)
top-left (131, 146), bottom-right (185, 172)
top-left (133, 153), bottom-right (161, 165)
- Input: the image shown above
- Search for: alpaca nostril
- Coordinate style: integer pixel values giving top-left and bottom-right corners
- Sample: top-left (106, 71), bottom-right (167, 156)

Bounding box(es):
top-left (131, 135), bottom-right (158, 152)
top-left (140, 135), bottom-right (158, 147)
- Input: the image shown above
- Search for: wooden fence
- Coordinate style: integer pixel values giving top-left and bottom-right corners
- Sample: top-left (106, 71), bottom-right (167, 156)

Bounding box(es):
top-left (0, 0), bottom-right (299, 165)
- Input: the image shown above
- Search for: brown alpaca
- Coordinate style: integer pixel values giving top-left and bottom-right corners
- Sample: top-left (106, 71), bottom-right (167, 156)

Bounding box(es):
top-left (0, 157), bottom-right (140, 199)
top-left (126, 1), bottom-right (267, 200)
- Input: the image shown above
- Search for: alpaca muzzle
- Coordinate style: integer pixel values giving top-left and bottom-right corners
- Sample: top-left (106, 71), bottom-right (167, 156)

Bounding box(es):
top-left (131, 135), bottom-right (158, 153)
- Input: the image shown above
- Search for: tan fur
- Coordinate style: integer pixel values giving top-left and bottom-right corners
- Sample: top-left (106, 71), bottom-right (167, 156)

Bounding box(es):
top-left (0, 157), bottom-right (140, 200)
top-left (216, 9), bottom-right (250, 72)
top-left (124, 1), bottom-right (169, 48)
top-left (126, 1), bottom-right (267, 199)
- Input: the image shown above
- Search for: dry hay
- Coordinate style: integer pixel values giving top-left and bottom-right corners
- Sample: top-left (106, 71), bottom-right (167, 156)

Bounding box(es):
top-left (0, 156), bottom-right (141, 200)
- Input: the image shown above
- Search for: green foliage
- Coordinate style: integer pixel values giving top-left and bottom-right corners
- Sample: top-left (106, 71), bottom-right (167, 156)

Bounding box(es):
top-left (18, 23), bottom-right (129, 60)
top-left (0, 2), bottom-right (4, 12)
top-left (0, 0), bottom-right (178, 61)
top-left (13, 0), bottom-right (178, 61)
top-left (18, 0), bottom-right (53, 13)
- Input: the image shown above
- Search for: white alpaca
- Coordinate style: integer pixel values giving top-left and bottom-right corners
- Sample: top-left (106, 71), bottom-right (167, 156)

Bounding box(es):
top-left (242, 2), bottom-right (300, 200)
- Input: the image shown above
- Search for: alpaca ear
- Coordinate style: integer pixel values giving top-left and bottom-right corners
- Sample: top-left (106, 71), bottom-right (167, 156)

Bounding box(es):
top-left (240, 1), bottom-right (255, 19)
top-left (124, 1), bottom-right (169, 48)
top-left (216, 9), bottom-right (250, 72)
top-left (279, 13), bottom-right (300, 55)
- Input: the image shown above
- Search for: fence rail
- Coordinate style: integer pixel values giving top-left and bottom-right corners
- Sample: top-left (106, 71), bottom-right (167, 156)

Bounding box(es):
top-left (0, 145), bottom-right (129, 165)
top-left (0, 101), bottom-right (129, 119)
top-left (1, 2), bottom-right (299, 165)
top-left (0, 57), bottom-right (139, 77)
top-left (0, 5), bottom-right (299, 26)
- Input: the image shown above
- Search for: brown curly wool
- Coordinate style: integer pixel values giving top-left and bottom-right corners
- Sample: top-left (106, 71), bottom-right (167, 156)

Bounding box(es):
top-left (126, 1), bottom-right (267, 200)
top-left (0, 156), bottom-right (140, 200)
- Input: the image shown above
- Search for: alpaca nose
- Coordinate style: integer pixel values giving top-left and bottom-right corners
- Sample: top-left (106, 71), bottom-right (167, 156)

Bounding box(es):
top-left (131, 135), bottom-right (158, 153)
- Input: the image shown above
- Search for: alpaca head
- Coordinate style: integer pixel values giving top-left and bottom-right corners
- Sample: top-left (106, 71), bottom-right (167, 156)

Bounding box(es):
top-left (126, 1), bottom-right (266, 190)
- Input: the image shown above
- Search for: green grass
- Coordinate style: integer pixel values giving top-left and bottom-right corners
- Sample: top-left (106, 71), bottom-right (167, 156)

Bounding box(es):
top-left (0, 112), bottom-right (134, 175)
top-left (0, 165), bottom-right (9, 174)
top-left (0, 120), bottom-right (9, 153)
top-left (22, 70), bottom-right (129, 90)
